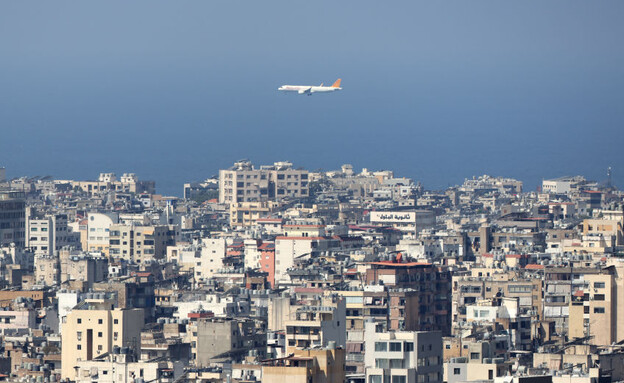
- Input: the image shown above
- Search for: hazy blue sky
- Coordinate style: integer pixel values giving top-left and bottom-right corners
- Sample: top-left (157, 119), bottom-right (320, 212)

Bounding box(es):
top-left (1, 1), bottom-right (623, 195)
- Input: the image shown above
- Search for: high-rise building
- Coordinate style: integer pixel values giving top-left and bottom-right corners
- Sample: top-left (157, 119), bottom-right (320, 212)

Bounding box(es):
top-left (0, 190), bottom-right (26, 248)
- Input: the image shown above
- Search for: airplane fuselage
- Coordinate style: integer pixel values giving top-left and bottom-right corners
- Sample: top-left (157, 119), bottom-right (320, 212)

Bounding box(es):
top-left (278, 79), bottom-right (342, 95)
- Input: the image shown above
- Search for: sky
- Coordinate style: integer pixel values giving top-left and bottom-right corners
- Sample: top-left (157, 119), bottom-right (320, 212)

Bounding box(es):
top-left (1, 1), bottom-right (623, 196)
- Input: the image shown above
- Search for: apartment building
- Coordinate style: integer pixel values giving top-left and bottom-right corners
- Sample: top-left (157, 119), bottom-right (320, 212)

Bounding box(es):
top-left (284, 299), bottom-right (346, 354)
top-left (167, 238), bottom-right (226, 281)
top-left (274, 235), bottom-right (340, 285)
top-left (444, 358), bottom-right (511, 383)
top-left (219, 160), bottom-right (309, 204)
top-left (34, 254), bottom-right (60, 286)
top-left (0, 190), bottom-right (26, 248)
top-left (261, 347), bottom-right (346, 383)
top-left (364, 321), bottom-right (443, 383)
top-left (60, 252), bottom-right (109, 288)
top-left (452, 275), bottom-right (542, 323)
top-left (72, 349), bottom-right (183, 383)
top-left (268, 294), bottom-right (347, 355)
top-left (61, 297), bottom-right (145, 379)
top-left (230, 201), bottom-right (278, 228)
top-left (25, 212), bottom-right (77, 255)
top-left (568, 262), bottom-right (624, 346)
top-left (364, 261), bottom-right (452, 335)
top-left (68, 173), bottom-right (155, 197)
top-left (87, 212), bottom-right (119, 255)
top-left (543, 267), bottom-right (600, 336)
top-left (109, 224), bottom-right (177, 263)
top-left (188, 316), bottom-right (265, 366)
top-left (541, 176), bottom-right (587, 194)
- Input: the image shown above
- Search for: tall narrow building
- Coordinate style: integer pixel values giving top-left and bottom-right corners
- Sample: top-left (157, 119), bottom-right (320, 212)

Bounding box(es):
top-left (0, 190), bottom-right (26, 248)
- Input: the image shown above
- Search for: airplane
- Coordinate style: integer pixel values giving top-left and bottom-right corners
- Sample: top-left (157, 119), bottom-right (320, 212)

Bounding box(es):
top-left (278, 78), bottom-right (342, 95)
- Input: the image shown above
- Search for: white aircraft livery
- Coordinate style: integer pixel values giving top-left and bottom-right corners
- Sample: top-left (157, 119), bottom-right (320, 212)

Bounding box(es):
top-left (278, 79), bottom-right (342, 95)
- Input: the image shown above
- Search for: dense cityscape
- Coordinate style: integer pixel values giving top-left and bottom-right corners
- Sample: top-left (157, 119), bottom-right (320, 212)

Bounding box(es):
top-left (0, 161), bottom-right (622, 383)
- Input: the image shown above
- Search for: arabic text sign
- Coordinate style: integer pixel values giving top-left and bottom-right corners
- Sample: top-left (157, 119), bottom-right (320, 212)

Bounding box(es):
top-left (370, 211), bottom-right (416, 223)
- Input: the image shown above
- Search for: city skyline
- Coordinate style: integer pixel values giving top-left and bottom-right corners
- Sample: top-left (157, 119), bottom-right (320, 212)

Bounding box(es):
top-left (0, 163), bottom-right (618, 198)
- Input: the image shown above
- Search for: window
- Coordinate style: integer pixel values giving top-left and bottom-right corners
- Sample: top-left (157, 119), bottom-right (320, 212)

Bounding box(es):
top-left (594, 307), bottom-right (605, 314)
top-left (389, 342), bottom-right (401, 352)
top-left (98, 345), bottom-right (103, 352)
top-left (470, 352), bottom-right (480, 360)
top-left (77, 344), bottom-right (82, 350)
top-left (114, 332), bottom-right (118, 341)
top-left (98, 332), bottom-right (103, 337)
top-left (370, 376), bottom-right (382, 383)
top-left (98, 319), bottom-right (103, 324)
top-left (374, 342), bottom-right (387, 352)
top-left (375, 359), bottom-right (389, 369)
top-left (77, 331), bottom-right (82, 341)
top-left (389, 359), bottom-right (403, 369)
top-left (77, 318), bottom-right (82, 324)
top-left (392, 376), bottom-right (406, 383)
top-left (454, 368), bottom-right (461, 375)
top-left (114, 319), bottom-right (119, 324)
top-left (594, 294), bottom-right (605, 301)
top-left (594, 282), bottom-right (605, 288)
top-left (405, 342), bottom-right (414, 352)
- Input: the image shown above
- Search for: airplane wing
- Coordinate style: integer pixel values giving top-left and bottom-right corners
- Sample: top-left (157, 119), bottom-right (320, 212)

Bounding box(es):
top-left (298, 87), bottom-right (312, 94)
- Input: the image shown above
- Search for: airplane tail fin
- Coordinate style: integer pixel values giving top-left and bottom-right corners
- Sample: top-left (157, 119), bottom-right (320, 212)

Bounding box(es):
top-left (331, 78), bottom-right (342, 88)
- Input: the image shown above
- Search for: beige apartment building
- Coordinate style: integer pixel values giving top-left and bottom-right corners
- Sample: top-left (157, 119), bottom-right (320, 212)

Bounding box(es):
top-left (61, 298), bottom-right (144, 380)
top-left (109, 224), bottom-right (177, 263)
top-left (262, 347), bottom-right (346, 383)
top-left (569, 262), bottom-right (624, 346)
top-left (67, 173), bottom-right (155, 197)
top-left (34, 254), bottom-right (60, 286)
top-left (230, 201), bottom-right (279, 228)
top-left (219, 160), bottom-right (309, 204)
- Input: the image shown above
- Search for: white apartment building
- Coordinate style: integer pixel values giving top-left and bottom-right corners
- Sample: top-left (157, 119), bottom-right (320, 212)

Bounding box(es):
top-left (87, 212), bottom-right (119, 256)
top-left (541, 176), bottom-right (586, 194)
top-left (73, 351), bottom-right (184, 383)
top-left (274, 235), bottom-right (339, 285)
top-left (26, 212), bottom-right (77, 255)
top-left (167, 238), bottom-right (226, 281)
top-left (364, 321), bottom-right (443, 383)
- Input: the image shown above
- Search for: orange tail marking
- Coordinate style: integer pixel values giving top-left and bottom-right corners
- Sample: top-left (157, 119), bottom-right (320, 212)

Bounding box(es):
top-left (331, 78), bottom-right (341, 88)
